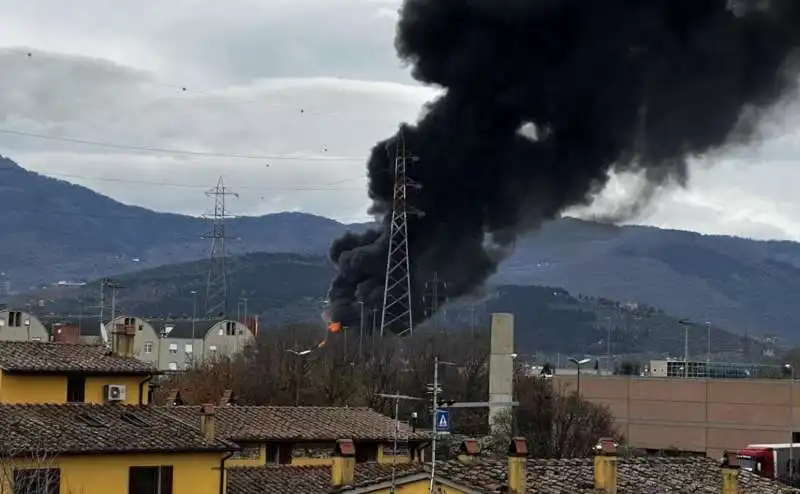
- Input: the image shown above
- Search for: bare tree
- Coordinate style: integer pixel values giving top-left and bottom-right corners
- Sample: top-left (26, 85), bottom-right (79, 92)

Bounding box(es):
top-left (0, 421), bottom-right (62, 494)
top-left (490, 375), bottom-right (619, 458)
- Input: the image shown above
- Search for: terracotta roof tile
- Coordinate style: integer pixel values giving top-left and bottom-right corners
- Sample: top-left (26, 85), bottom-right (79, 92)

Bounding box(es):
top-left (0, 403), bottom-right (233, 456)
top-left (165, 405), bottom-right (427, 442)
top-left (433, 456), bottom-right (800, 493)
top-left (226, 463), bottom-right (425, 494)
top-left (0, 340), bottom-right (155, 374)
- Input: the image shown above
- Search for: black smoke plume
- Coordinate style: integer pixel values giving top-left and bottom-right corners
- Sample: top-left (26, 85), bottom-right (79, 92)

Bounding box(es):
top-left (327, 0), bottom-right (800, 332)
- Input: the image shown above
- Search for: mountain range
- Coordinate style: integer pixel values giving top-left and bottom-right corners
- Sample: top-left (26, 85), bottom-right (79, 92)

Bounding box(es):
top-left (27, 253), bottom-right (753, 358)
top-left (2, 155), bottom-right (800, 342)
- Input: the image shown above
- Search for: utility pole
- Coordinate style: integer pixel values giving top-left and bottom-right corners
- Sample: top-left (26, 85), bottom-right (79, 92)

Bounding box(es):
top-left (380, 130), bottom-right (422, 338)
top-left (203, 176), bottom-right (238, 319)
top-left (190, 290), bottom-right (198, 364)
top-left (377, 392), bottom-right (424, 493)
top-left (606, 317), bottom-right (612, 374)
top-left (423, 271), bottom-right (447, 322)
top-left (107, 280), bottom-right (123, 323)
top-left (358, 301), bottom-right (365, 362)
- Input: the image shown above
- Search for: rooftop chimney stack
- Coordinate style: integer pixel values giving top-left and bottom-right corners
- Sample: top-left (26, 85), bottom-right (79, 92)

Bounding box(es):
top-left (489, 312), bottom-right (515, 433)
top-left (721, 451), bottom-right (740, 494)
top-left (331, 439), bottom-right (356, 487)
top-left (593, 437), bottom-right (618, 494)
top-left (457, 438), bottom-right (480, 464)
top-left (507, 437), bottom-right (527, 494)
top-left (199, 404), bottom-right (216, 441)
top-left (112, 321), bottom-right (136, 358)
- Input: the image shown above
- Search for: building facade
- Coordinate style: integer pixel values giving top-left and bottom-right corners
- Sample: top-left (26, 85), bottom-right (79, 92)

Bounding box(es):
top-left (555, 374), bottom-right (800, 458)
top-left (107, 316), bottom-right (256, 371)
top-left (0, 309), bottom-right (49, 342)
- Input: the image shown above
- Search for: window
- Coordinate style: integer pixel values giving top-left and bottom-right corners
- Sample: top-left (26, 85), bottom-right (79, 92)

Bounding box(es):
top-left (184, 344), bottom-right (193, 354)
top-left (232, 445), bottom-right (261, 460)
top-left (31, 337), bottom-right (41, 341)
top-left (218, 328), bottom-right (224, 336)
top-left (13, 468), bottom-right (60, 494)
top-left (7, 311), bottom-right (22, 327)
top-left (128, 466), bottom-right (173, 494)
top-left (66, 374), bottom-right (86, 403)
top-left (143, 342), bottom-right (154, 354)
top-left (168, 362), bottom-right (178, 371)
top-left (208, 345), bottom-right (217, 353)
top-left (124, 317), bottom-right (135, 326)
top-left (225, 322), bottom-right (236, 336)
top-left (168, 343), bottom-right (178, 354)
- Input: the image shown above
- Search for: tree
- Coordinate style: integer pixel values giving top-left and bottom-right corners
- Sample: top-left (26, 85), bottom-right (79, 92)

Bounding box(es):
top-left (490, 375), bottom-right (618, 458)
top-left (0, 422), bottom-right (61, 494)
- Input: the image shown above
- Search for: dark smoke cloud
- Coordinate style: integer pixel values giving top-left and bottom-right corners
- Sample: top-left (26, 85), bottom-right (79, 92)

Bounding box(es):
top-left (327, 0), bottom-right (800, 331)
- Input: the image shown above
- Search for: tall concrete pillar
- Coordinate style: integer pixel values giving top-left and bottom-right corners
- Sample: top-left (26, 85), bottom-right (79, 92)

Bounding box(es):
top-left (489, 312), bottom-right (514, 432)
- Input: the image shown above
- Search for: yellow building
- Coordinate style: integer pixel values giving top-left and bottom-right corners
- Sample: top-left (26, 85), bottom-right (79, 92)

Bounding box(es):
top-left (225, 437), bottom-right (795, 493)
top-left (0, 402), bottom-right (236, 494)
top-left (0, 337), bottom-right (158, 405)
top-left (163, 393), bottom-right (428, 467)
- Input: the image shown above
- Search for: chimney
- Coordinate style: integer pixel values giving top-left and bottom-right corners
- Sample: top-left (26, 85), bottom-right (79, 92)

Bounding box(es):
top-left (593, 437), bottom-right (618, 494)
top-left (113, 322), bottom-right (136, 358)
top-left (457, 438), bottom-right (480, 464)
top-left (489, 313), bottom-right (515, 433)
top-left (721, 451), bottom-right (740, 494)
top-left (507, 437), bottom-right (527, 494)
top-left (200, 404), bottom-right (216, 441)
top-left (332, 439), bottom-right (356, 487)
top-left (219, 389), bottom-right (234, 406)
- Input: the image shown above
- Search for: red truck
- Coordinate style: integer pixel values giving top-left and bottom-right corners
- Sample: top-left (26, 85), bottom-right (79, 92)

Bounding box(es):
top-left (737, 443), bottom-right (800, 483)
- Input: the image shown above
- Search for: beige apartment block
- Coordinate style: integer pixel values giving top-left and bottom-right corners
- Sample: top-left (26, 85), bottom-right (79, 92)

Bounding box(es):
top-left (554, 375), bottom-right (800, 458)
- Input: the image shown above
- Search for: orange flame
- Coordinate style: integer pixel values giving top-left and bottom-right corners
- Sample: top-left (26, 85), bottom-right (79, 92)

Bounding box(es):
top-left (328, 321), bottom-right (343, 333)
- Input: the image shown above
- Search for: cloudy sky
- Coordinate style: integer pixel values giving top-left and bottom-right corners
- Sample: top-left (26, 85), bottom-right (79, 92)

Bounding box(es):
top-left (0, 0), bottom-right (799, 240)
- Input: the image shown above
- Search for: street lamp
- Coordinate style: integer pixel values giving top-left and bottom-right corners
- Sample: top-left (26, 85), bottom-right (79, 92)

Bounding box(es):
top-left (286, 347), bottom-right (314, 404)
top-left (190, 290), bottom-right (198, 363)
top-left (705, 321), bottom-right (712, 363)
top-left (679, 319), bottom-right (691, 378)
top-left (787, 363), bottom-right (796, 484)
top-left (569, 357), bottom-right (591, 395)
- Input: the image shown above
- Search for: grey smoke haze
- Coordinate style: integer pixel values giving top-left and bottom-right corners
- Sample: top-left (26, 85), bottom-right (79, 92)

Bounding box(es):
top-left (327, 0), bottom-right (800, 332)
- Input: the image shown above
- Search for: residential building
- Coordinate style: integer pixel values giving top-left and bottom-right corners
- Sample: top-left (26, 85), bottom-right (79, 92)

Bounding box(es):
top-left (555, 374), bottom-right (800, 458)
top-left (226, 437), bottom-right (795, 493)
top-left (0, 335), bottom-right (157, 405)
top-left (0, 403), bottom-right (235, 494)
top-left (106, 316), bottom-right (255, 371)
top-left (164, 396), bottom-right (428, 467)
top-left (0, 309), bottom-right (48, 342)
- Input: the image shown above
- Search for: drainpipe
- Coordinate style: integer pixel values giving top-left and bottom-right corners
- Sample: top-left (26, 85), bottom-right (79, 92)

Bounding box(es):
top-left (219, 451), bottom-right (234, 494)
top-left (138, 375), bottom-right (153, 405)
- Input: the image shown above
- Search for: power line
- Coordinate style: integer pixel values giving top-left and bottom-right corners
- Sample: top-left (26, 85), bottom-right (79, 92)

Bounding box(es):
top-left (0, 128), bottom-right (365, 162)
top-left (0, 166), bottom-right (365, 191)
top-left (3, 206), bottom-right (373, 224)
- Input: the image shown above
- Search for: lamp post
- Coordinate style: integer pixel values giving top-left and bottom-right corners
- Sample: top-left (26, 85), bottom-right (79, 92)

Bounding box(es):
top-left (787, 363), bottom-right (795, 484)
top-left (190, 290), bottom-right (197, 364)
top-left (679, 319), bottom-right (690, 378)
top-left (706, 320), bottom-right (711, 363)
top-left (569, 357), bottom-right (591, 395)
top-left (287, 348), bottom-right (313, 405)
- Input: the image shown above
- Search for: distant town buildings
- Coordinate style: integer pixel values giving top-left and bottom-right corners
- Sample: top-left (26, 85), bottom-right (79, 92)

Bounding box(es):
top-left (0, 308), bottom-right (257, 371)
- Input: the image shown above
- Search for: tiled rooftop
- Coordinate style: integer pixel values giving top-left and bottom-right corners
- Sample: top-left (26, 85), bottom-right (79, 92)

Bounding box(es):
top-left (165, 405), bottom-right (427, 442)
top-left (226, 463), bottom-right (425, 494)
top-left (0, 403), bottom-right (233, 456)
top-left (433, 456), bottom-right (800, 493)
top-left (0, 340), bottom-right (155, 374)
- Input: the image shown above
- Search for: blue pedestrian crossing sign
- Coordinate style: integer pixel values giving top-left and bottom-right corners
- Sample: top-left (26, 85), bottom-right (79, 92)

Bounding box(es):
top-left (435, 409), bottom-right (450, 433)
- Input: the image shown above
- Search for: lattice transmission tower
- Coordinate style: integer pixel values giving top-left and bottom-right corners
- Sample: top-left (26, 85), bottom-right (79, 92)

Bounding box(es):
top-left (203, 176), bottom-right (238, 318)
top-left (380, 132), bottom-right (422, 337)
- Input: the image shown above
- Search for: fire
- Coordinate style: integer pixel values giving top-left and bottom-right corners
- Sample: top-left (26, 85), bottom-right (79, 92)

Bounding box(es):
top-left (328, 321), bottom-right (343, 333)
